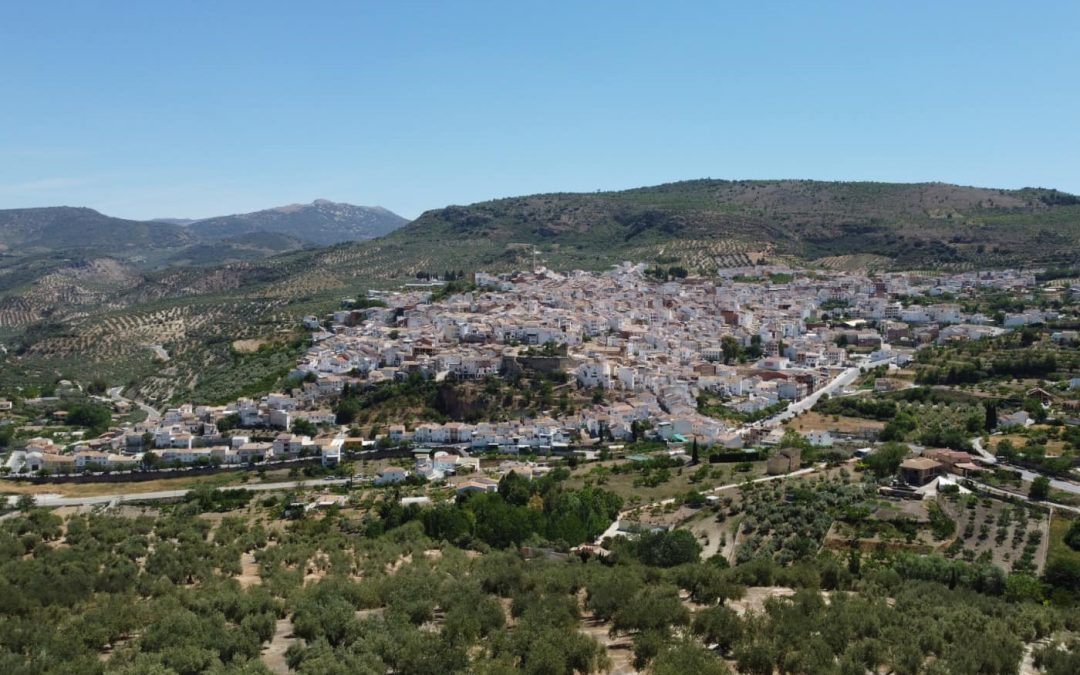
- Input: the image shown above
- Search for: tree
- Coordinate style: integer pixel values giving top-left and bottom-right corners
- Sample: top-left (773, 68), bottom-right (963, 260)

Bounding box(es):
top-left (335, 398), bottom-right (361, 425)
top-left (1043, 555), bottom-right (1080, 596)
top-left (66, 402), bottom-right (113, 435)
top-left (652, 641), bottom-right (731, 675)
top-left (586, 569), bottom-right (643, 621)
top-left (735, 641), bottom-right (777, 675)
top-left (216, 414), bottom-right (241, 432)
top-left (291, 418), bottom-right (317, 436)
top-left (1029, 476), bottom-right (1051, 501)
top-left (747, 334), bottom-right (764, 360)
top-left (16, 493), bottom-right (37, 512)
top-left (635, 529), bottom-right (702, 567)
top-left (1004, 574), bottom-right (1045, 603)
top-left (984, 402), bottom-right (998, 431)
top-left (611, 585), bottom-right (690, 636)
top-left (691, 438), bottom-right (700, 465)
top-left (721, 336), bottom-right (741, 364)
top-left (692, 605), bottom-right (742, 654)
top-left (1023, 398), bottom-right (1048, 423)
top-left (1065, 520), bottom-right (1080, 552)
top-left (864, 442), bottom-right (908, 479)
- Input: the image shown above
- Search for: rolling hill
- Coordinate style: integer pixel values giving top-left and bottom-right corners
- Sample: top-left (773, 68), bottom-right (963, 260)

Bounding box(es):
top-left (2, 179), bottom-right (1079, 405)
top-left (0, 207), bottom-right (195, 255)
top-left (378, 179), bottom-right (1080, 271)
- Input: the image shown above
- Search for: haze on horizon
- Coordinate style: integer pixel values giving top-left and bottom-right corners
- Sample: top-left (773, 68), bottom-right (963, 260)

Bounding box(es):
top-left (1, 1), bottom-right (1078, 221)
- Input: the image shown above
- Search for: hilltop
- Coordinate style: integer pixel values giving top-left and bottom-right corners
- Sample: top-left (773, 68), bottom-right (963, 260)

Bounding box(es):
top-left (0, 206), bottom-right (194, 255)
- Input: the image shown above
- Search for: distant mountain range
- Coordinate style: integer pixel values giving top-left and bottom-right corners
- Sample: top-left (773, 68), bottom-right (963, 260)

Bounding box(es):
top-left (1, 199), bottom-right (406, 256)
top-left (0, 200), bottom-right (407, 270)
top-left (184, 199), bottom-right (408, 247)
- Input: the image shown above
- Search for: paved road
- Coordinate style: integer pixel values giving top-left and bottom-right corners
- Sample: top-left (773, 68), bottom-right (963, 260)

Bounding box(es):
top-left (970, 436), bottom-right (997, 464)
top-left (108, 386), bottom-right (161, 426)
top-left (8, 478), bottom-right (350, 508)
top-left (746, 356), bottom-right (895, 432)
top-left (970, 437), bottom-right (1080, 496)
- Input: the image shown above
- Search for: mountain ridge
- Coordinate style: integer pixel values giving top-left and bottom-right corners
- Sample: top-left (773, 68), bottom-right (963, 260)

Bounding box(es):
top-left (0, 200), bottom-right (409, 256)
top-left (186, 199), bottom-right (408, 246)
top-left (374, 179), bottom-right (1080, 270)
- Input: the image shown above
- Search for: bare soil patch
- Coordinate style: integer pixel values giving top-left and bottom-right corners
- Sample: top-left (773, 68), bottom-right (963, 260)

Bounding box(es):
top-left (237, 551), bottom-right (261, 588)
top-left (789, 411), bottom-right (884, 435)
top-left (232, 338), bottom-right (270, 353)
top-left (728, 586), bottom-right (796, 617)
top-left (260, 617), bottom-right (296, 675)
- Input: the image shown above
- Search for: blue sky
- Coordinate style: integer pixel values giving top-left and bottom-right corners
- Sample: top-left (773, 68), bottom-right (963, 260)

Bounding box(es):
top-left (1, 1), bottom-right (1078, 220)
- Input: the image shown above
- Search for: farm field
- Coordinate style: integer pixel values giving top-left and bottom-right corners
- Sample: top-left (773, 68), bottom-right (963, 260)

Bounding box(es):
top-left (940, 495), bottom-right (1051, 574)
top-left (989, 431), bottom-right (1070, 458)
top-left (564, 457), bottom-right (769, 507)
top-left (788, 410), bottom-right (885, 435)
top-left (0, 468), bottom-right (295, 498)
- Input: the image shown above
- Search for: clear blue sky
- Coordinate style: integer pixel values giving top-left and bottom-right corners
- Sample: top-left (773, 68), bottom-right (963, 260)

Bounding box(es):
top-left (1, 1), bottom-right (1078, 220)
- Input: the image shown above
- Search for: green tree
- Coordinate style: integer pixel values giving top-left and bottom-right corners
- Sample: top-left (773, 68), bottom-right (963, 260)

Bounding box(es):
top-left (611, 585), bottom-right (689, 636)
top-left (586, 568), bottom-right (643, 621)
top-left (1065, 520), bottom-right (1080, 552)
top-left (983, 402), bottom-right (998, 431)
top-left (634, 529), bottom-right (702, 567)
top-left (652, 641), bottom-right (731, 675)
top-left (692, 605), bottom-right (742, 654)
top-left (66, 402), bottom-right (113, 434)
top-left (864, 442), bottom-right (908, 479)
top-left (1029, 476), bottom-right (1051, 501)
top-left (721, 336), bottom-right (741, 364)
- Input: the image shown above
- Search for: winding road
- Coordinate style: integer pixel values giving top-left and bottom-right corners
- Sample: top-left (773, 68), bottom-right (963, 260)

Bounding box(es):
top-left (107, 386), bottom-right (161, 426)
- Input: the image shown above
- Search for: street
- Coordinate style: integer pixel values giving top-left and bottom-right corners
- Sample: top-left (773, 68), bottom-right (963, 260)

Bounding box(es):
top-left (971, 436), bottom-right (1080, 496)
top-left (749, 355), bottom-right (895, 432)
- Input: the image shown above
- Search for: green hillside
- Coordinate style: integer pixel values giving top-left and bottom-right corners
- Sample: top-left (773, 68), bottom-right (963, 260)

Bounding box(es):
top-left (379, 180), bottom-right (1080, 271)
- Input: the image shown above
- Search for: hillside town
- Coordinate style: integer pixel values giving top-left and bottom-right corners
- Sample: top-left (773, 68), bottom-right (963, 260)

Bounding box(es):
top-left (3, 263), bottom-right (1073, 479)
